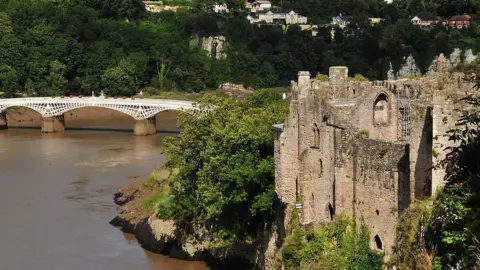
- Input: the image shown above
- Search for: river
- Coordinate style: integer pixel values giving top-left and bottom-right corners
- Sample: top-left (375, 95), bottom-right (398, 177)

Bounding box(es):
top-left (0, 109), bottom-right (208, 270)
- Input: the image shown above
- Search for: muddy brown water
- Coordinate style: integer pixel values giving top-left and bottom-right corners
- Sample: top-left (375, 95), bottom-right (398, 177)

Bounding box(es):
top-left (0, 108), bottom-right (208, 270)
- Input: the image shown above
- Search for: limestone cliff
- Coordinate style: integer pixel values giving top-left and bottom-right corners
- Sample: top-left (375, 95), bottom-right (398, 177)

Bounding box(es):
top-left (111, 180), bottom-right (283, 269)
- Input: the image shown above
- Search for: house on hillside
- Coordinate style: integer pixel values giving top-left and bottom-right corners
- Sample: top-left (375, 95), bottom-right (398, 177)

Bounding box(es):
top-left (213, 3), bottom-right (229, 13)
top-left (247, 10), bottom-right (307, 25)
top-left (299, 24), bottom-right (318, 36)
top-left (447, 13), bottom-right (471, 29)
top-left (411, 11), bottom-right (439, 29)
top-left (369, 17), bottom-right (383, 24)
top-left (331, 13), bottom-right (349, 29)
top-left (246, 0), bottom-right (271, 12)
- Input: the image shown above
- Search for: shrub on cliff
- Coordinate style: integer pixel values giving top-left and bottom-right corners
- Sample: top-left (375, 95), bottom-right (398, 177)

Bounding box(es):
top-left (282, 213), bottom-right (383, 270)
top-left (158, 88), bottom-right (288, 243)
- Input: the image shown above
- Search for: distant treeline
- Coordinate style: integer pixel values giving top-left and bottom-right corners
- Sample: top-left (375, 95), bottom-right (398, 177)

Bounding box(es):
top-left (0, 0), bottom-right (479, 97)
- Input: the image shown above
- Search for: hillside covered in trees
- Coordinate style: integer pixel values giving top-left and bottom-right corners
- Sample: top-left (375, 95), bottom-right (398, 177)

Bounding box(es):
top-left (0, 0), bottom-right (480, 98)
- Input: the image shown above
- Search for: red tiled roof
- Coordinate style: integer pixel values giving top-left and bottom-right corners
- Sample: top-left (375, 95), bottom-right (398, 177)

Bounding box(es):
top-left (450, 13), bottom-right (471, 21)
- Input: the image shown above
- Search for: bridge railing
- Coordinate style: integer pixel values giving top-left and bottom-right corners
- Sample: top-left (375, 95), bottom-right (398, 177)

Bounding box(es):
top-left (0, 97), bottom-right (195, 108)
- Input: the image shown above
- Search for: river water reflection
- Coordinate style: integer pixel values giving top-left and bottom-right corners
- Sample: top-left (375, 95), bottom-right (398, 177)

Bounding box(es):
top-left (0, 127), bottom-right (208, 270)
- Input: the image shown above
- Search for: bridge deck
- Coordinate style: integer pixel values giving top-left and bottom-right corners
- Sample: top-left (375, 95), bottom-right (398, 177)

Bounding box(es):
top-left (0, 97), bottom-right (195, 119)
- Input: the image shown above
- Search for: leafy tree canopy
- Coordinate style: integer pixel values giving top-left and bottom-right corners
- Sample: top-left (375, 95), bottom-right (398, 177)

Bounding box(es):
top-left (158, 89), bottom-right (288, 242)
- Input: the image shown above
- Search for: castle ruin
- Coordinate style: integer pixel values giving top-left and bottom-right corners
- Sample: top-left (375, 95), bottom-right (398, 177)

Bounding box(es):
top-left (273, 58), bottom-right (475, 256)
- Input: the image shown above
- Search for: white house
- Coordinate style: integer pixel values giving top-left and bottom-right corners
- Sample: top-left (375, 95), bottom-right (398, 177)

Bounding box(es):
top-left (247, 10), bottom-right (307, 24)
top-left (247, 0), bottom-right (272, 12)
top-left (213, 3), bottom-right (229, 13)
top-left (331, 13), bottom-right (349, 29)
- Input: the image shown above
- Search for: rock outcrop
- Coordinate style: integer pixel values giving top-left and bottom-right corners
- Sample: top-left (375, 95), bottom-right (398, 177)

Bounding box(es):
top-left (111, 181), bottom-right (281, 269)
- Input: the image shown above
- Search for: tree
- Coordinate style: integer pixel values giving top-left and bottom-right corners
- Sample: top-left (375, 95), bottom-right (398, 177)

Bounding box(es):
top-left (101, 59), bottom-right (136, 96)
top-left (127, 51), bottom-right (149, 87)
top-left (0, 64), bottom-right (20, 97)
top-left (159, 89), bottom-right (288, 242)
top-left (84, 0), bottom-right (146, 20)
top-left (47, 60), bottom-right (68, 95)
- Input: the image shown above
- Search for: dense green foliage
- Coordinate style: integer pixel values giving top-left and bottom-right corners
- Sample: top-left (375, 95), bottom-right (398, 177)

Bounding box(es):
top-left (1, 0), bottom-right (480, 98)
top-left (157, 89), bottom-right (288, 242)
top-left (282, 212), bottom-right (383, 270)
top-left (388, 200), bottom-right (434, 270)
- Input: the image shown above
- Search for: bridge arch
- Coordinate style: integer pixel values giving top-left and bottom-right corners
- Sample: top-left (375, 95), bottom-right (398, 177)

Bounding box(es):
top-left (0, 106), bottom-right (43, 128)
top-left (0, 98), bottom-right (193, 119)
top-left (0, 97), bottom-right (194, 135)
top-left (0, 104), bottom-right (46, 118)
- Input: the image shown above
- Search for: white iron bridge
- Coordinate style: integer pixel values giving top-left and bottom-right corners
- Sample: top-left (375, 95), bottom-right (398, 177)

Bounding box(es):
top-left (0, 96), bottom-right (196, 135)
top-left (0, 96), bottom-right (195, 119)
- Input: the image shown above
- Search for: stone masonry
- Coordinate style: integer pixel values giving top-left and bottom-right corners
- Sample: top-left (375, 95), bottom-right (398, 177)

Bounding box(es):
top-left (202, 36), bottom-right (226, 59)
top-left (273, 58), bottom-right (476, 256)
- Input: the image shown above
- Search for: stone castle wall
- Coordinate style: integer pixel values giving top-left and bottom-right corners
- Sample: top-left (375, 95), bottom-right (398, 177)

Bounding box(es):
top-left (274, 61), bottom-right (476, 255)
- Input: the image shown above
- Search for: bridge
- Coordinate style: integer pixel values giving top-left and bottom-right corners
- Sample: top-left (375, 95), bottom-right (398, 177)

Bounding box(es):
top-left (0, 96), bottom-right (195, 135)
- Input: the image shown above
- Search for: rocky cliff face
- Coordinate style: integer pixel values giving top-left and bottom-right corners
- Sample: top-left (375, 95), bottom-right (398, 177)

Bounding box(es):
top-left (202, 36), bottom-right (227, 59)
top-left (388, 48), bottom-right (479, 78)
top-left (111, 181), bottom-right (282, 269)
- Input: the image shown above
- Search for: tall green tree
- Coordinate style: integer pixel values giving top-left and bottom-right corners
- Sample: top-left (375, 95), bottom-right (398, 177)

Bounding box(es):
top-left (101, 59), bottom-right (136, 96)
top-left (159, 89), bottom-right (288, 241)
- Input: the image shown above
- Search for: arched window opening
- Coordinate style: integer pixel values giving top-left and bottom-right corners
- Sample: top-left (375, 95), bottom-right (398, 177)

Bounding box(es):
top-left (374, 235), bottom-right (383, 250)
top-left (373, 93), bottom-right (389, 125)
top-left (376, 209), bottom-right (380, 215)
top-left (326, 203), bottom-right (334, 221)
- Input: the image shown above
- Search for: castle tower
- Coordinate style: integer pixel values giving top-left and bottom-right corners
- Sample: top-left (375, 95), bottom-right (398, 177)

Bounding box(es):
top-left (329, 66), bottom-right (348, 98)
top-left (297, 71), bottom-right (311, 99)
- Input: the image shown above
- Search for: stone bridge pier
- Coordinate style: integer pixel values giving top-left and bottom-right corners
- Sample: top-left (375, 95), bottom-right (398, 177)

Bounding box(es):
top-left (38, 114), bottom-right (157, 136)
top-left (133, 116), bottom-right (157, 136)
top-left (39, 113), bottom-right (157, 136)
top-left (41, 115), bottom-right (65, 133)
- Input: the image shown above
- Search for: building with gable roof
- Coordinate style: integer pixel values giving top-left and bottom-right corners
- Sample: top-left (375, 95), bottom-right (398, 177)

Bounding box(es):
top-left (247, 10), bottom-right (307, 24)
top-left (411, 11), bottom-right (439, 29)
top-left (447, 13), bottom-right (471, 29)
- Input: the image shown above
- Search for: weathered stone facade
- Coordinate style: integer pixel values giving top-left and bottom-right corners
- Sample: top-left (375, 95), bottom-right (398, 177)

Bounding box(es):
top-left (202, 36), bottom-right (226, 59)
top-left (274, 60), bottom-right (475, 257)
